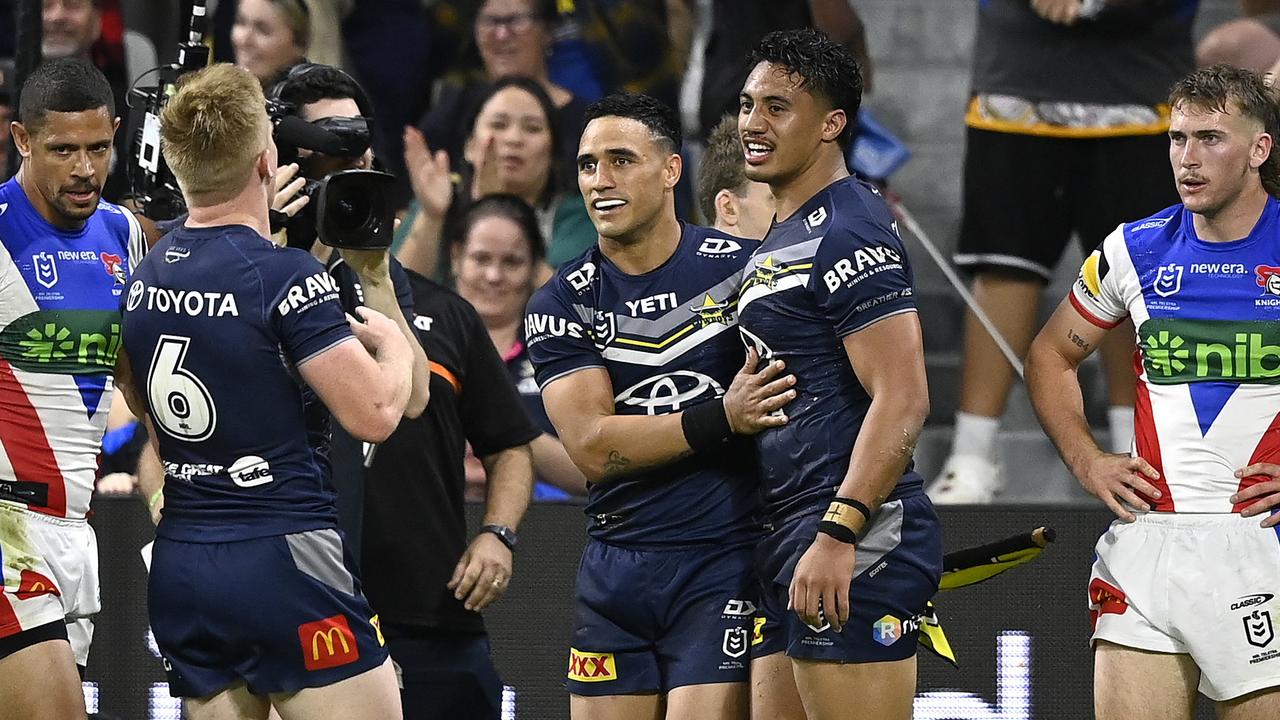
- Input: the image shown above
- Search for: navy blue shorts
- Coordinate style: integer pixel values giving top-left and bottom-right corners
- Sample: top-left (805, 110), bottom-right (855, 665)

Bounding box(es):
top-left (753, 494), bottom-right (942, 662)
top-left (568, 540), bottom-right (756, 695)
top-left (149, 528), bottom-right (389, 698)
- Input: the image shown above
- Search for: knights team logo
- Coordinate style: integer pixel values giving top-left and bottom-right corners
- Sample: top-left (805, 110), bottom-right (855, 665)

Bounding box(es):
top-left (591, 310), bottom-right (616, 349)
top-left (722, 627), bottom-right (748, 659)
top-left (1152, 263), bottom-right (1183, 298)
top-left (691, 294), bottom-right (731, 327)
top-left (1257, 265), bottom-right (1280, 296)
top-left (100, 252), bottom-right (126, 284)
top-left (1245, 609), bottom-right (1275, 648)
top-left (32, 252), bottom-right (58, 288)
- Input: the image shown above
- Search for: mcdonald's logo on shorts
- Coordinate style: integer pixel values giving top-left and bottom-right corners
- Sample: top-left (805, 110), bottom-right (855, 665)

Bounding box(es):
top-left (16, 569), bottom-right (60, 600)
top-left (298, 614), bottom-right (360, 671)
top-left (567, 648), bottom-right (616, 682)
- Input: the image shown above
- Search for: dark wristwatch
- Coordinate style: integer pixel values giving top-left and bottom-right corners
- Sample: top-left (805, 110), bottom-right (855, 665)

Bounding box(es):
top-left (480, 524), bottom-right (518, 551)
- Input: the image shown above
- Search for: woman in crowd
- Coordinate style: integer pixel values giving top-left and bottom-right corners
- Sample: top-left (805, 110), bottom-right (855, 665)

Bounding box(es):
top-left (232, 0), bottom-right (310, 87)
top-left (398, 76), bottom-right (595, 283)
top-left (451, 194), bottom-right (587, 501)
top-left (419, 0), bottom-right (587, 188)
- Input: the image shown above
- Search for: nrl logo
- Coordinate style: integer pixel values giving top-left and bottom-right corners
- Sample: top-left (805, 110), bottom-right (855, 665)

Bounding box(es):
top-left (690, 293), bottom-right (731, 327)
top-left (591, 310), bottom-right (616, 349)
top-left (753, 255), bottom-right (781, 288)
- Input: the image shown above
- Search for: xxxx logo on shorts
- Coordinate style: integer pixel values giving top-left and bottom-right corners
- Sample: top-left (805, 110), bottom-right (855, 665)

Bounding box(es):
top-left (568, 648), bottom-right (617, 682)
top-left (297, 614), bottom-right (359, 671)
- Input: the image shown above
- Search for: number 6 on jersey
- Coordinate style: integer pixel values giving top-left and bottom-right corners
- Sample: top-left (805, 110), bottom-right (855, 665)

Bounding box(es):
top-left (148, 335), bottom-right (217, 440)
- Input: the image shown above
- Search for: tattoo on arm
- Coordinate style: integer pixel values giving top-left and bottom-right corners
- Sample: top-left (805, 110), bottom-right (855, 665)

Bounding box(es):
top-left (1067, 328), bottom-right (1093, 353)
top-left (602, 450), bottom-right (631, 476)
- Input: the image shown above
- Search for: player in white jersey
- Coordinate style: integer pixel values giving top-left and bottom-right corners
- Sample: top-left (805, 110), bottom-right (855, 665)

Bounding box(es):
top-left (1027, 65), bottom-right (1280, 720)
top-left (0, 59), bottom-right (146, 720)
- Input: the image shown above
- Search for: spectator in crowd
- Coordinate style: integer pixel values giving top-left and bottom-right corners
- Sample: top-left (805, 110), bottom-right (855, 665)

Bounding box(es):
top-left (1196, 1), bottom-right (1280, 73)
top-left (450, 193), bottom-right (587, 501)
top-left (398, 76), bottom-right (594, 283)
top-left (362, 216), bottom-right (540, 720)
top-left (232, 0), bottom-right (310, 87)
top-left (695, 113), bottom-right (774, 236)
top-left (40, 0), bottom-right (130, 199)
top-left (692, 0), bottom-right (871, 140)
top-left (418, 0), bottom-right (588, 189)
top-left (928, 0), bottom-right (1191, 503)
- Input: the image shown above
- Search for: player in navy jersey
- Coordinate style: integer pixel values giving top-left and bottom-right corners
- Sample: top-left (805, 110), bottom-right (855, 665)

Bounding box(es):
top-left (736, 29), bottom-right (940, 720)
top-left (0, 58), bottom-right (147, 720)
top-left (525, 93), bottom-right (796, 719)
top-left (116, 64), bottom-right (412, 720)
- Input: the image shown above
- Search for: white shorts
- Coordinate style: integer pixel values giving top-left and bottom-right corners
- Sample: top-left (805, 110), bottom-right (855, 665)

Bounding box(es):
top-left (1089, 511), bottom-right (1280, 701)
top-left (0, 502), bottom-right (100, 666)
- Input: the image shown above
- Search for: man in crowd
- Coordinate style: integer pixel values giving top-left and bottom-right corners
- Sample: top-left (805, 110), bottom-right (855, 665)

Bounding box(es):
top-left (0, 57), bottom-right (145, 720)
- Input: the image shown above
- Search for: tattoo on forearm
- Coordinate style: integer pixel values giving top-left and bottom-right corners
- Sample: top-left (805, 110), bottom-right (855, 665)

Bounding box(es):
top-left (603, 450), bottom-right (631, 476)
top-left (1067, 328), bottom-right (1092, 352)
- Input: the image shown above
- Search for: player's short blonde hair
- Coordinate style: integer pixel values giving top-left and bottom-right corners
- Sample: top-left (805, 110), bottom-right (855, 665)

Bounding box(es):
top-left (160, 63), bottom-right (271, 207)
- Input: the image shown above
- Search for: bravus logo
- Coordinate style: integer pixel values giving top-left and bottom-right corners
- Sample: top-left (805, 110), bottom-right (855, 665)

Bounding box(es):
top-left (1138, 318), bottom-right (1280, 384)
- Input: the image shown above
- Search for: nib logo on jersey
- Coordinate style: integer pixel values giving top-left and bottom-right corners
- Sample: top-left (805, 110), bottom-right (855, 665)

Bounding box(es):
top-left (0, 310), bottom-right (121, 375)
top-left (1138, 318), bottom-right (1280, 384)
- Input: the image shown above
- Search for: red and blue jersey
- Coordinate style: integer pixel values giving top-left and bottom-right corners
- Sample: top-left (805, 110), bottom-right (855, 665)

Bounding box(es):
top-left (0, 177), bottom-right (144, 518)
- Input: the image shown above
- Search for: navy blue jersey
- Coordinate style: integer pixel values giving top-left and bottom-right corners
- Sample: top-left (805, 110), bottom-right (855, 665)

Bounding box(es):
top-left (122, 224), bottom-right (354, 542)
top-left (737, 177), bottom-right (924, 524)
top-left (525, 224), bottom-right (761, 546)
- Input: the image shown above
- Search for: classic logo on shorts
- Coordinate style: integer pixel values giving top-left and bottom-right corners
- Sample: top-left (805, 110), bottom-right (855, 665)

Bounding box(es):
top-left (1245, 610), bottom-right (1275, 649)
top-left (1088, 578), bottom-right (1129, 630)
top-left (298, 614), bottom-right (360, 671)
top-left (722, 627), bottom-right (749, 659)
top-left (15, 569), bottom-right (60, 600)
top-left (1138, 318), bottom-right (1280, 384)
top-left (568, 649), bottom-right (616, 682)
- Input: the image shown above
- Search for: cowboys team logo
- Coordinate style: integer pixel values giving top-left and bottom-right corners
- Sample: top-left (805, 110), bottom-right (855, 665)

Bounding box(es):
top-left (591, 310), bottom-right (616, 349)
top-left (1245, 609), bottom-right (1275, 648)
top-left (1257, 265), bottom-right (1280, 296)
top-left (1153, 263), bottom-right (1183, 298)
top-left (32, 252), bottom-right (58, 288)
top-left (722, 627), bottom-right (748, 659)
top-left (691, 294), bottom-right (731, 327)
top-left (753, 254), bottom-right (781, 288)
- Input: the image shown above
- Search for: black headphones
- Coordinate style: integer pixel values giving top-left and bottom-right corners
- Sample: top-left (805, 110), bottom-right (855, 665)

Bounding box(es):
top-left (266, 61), bottom-right (374, 121)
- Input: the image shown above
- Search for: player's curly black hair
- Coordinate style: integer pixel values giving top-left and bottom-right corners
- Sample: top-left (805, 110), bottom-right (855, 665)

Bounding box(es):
top-left (583, 93), bottom-right (683, 154)
top-left (751, 28), bottom-right (863, 149)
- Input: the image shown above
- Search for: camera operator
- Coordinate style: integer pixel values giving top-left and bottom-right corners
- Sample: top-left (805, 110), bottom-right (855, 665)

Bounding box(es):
top-left (270, 62), bottom-right (431, 546)
top-left (276, 63), bottom-right (540, 720)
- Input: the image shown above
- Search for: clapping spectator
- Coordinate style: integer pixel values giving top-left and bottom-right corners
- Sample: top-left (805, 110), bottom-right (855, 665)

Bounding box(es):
top-left (398, 76), bottom-right (594, 284)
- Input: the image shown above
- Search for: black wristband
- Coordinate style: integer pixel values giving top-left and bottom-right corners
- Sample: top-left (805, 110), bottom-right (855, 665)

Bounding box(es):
top-left (832, 497), bottom-right (872, 523)
top-left (681, 397), bottom-right (733, 451)
top-left (817, 521), bottom-right (859, 545)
